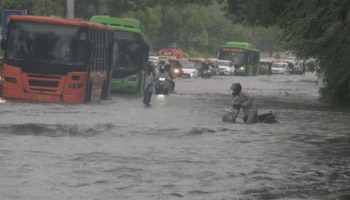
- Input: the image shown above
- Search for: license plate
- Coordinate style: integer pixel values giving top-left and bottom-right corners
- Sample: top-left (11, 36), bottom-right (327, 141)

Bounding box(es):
top-left (38, 94), bottom-right (49, 101)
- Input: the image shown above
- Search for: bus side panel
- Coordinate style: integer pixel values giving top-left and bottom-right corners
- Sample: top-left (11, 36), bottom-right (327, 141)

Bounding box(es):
top-left (2, 65), bottom-right (26, 100)
top-left (2, 64), bottom-right (88, 103)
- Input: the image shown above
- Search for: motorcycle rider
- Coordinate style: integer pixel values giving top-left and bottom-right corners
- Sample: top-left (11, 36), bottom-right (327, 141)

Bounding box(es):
top-left (155, 65), bottom-right (170, 82)
top-left (201, 61), bottom-right (210, 78)
top-left (231, 83), bottom-right (258, 124)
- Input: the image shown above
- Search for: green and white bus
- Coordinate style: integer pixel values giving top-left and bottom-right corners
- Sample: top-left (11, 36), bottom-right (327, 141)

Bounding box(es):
top-left (90, 15), bottom-right (149, 94)
top-left (217, 42), bottom-right (260, 76)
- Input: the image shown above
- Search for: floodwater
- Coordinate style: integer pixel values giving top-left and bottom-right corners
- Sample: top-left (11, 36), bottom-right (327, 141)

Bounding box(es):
top-left (0, 73), bottom-right (349, 200)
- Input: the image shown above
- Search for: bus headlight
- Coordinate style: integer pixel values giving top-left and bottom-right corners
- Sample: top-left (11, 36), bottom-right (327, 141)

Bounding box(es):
top-left (4, 77), bottom-right (17, 83)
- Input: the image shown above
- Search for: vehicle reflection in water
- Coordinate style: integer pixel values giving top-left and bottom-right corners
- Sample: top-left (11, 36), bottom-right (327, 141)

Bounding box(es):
top-left (155, 93), bottom-right (167, 106)
top-left (0, 73), bottom-right (349, 200)
top-left (0, 98), bottom-right (6, 104)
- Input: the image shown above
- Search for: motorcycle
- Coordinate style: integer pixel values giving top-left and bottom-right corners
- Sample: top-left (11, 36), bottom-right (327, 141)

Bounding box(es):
top-left (257, 111), bottom-right (277, 123)
top-left (223, 108), bottom-right (277, 124)
top-left (155, 76), bottom-right (170, 95)
top-left (202, 68), bottom-right (212, 78)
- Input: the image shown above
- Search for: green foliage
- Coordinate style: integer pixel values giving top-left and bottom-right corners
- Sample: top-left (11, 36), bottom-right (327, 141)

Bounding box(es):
top-left (1, 0), bottom-right (64, 17)
top-left (32, 0), bottom-right (65, 16)
top-left (174, 4), bottom-right (212, 53)
top-left (120, 6), bottom-right (162, 50)
top-left (280, 1), bottom-right (350, 106)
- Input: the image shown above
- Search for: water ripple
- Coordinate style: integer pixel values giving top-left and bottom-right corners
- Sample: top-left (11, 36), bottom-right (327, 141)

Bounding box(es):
top-left (0, 123), bottom-right (113, 137)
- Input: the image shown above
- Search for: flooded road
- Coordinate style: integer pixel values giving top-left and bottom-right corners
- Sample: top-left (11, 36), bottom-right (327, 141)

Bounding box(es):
top-left (0, 73), bottom-right (349, 200)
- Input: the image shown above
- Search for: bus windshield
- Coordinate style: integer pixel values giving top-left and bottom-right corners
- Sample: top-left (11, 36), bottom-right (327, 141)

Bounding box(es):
top-left (6, 21), bottom-right (87, 66)
top-left (218, 51), bottom-right (245, 66)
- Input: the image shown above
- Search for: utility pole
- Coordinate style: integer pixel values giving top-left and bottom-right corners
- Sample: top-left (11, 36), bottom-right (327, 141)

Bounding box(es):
top-left (66, 0), bottom-right (74, 19)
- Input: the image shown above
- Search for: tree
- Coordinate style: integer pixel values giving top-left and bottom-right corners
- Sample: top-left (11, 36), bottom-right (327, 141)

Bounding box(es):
top-left (120, 6), bottom-right (162, 51)
top-left (220, 0), bottom-right (350, 106)
top-left (0, 0), bottom-right (64, 18)
top-left (32, 0), bottom-right (64, 16)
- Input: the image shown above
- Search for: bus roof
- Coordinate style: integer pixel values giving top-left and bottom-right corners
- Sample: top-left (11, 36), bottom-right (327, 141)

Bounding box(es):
top-left (223, 41), bottom-right (259, 52)
top-left (8, 15), bottom-right (113, 31)
top-left (90, 15), bottom-right (143, 34)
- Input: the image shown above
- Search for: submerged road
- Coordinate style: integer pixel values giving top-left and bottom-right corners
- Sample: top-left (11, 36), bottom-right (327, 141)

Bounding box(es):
top-left (0, 73), bottom-right (349, 199)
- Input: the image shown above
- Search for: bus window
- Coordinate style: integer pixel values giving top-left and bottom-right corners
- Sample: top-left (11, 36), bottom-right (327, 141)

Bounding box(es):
top-left (218, 51), bottom-right (245, 66)
top-left (6, 21), bottom-right (86, 67)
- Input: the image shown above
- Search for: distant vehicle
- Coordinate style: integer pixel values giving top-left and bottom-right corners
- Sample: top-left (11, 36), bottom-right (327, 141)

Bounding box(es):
top-left (154, 75), bottom-right (171, 95)
top-left (157, 56), bottom-right (171, 66)
top-left (1, 15), bottom-right (115, 103)
top-left (285, 57), bottom-right (297, 63)
top-left (149, 56), bottom-right (159, 66)
top-left (202, 67), bottom-right (212, 78)
top-left (180, 60), bottom-right (198, 78)
top-left (217, 60), bottom-right (234, 75)
top-left (205, 58), bottom-right (219, 75)
top-left (217, 42), bottom-right (260, 76)
top-left (170, 60), bottom-right (183, 77)
top-left (290, 63), bottom-right (302, 74)
top-left (158, 48), bottom-right (183, 59)
top-left (271, 62), bottom-right (290, 74)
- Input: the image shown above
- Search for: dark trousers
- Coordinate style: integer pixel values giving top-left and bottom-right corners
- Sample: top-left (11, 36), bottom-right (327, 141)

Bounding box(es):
top-left (143, 91), bottom-right (152, 105)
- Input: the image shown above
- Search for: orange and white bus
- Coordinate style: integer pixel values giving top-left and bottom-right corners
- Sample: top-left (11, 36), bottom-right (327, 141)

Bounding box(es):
top-left (1, 15), bottom-right (116, 103)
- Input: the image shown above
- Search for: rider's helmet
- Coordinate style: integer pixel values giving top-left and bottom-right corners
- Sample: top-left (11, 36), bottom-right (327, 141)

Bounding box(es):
top-left (231, 83), bottom-right (242, 95)
top-left (159, 65), bottom-right (165, 72)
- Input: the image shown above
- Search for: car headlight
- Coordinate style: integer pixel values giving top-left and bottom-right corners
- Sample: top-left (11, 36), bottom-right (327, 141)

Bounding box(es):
top-left (174, 69), bottom-right (179, 73)
top-left (159, 77), bottom-right (165, 81)
top-left (240, 66), bottom-right (245, 70)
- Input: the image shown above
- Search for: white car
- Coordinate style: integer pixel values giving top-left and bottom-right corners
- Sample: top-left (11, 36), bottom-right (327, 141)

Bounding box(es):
top-left (149, 56), bottom-right (159, 66)
top-left (271, 62), bottom-right (290, 74)
top-left (180, 61), bottom-right (198, 78)
top-left (217, 60), bottom-right (234, 75)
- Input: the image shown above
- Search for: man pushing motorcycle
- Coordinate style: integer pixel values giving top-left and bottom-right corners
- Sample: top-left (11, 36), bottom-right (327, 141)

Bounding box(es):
top-left (223, 83), bottom-right (258, 124)
top-left (231, 83), bottom-right (258, 124)
top-left (223, 83), bottom-right (277, 124)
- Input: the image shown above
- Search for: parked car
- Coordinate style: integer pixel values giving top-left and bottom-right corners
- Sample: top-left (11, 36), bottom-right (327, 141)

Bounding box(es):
top-left (271, 62), bottom-right (290, 74)
top-left (217, 60), bottom-right (234, 75)
top-left (180, 60), bottom-right (198, 78)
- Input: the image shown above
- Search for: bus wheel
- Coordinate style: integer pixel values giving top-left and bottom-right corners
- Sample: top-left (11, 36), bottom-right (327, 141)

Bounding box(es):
top-left (85, 82), bottom-right (92, 102)
top-left (101, 81), bottom-right (108, 100)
